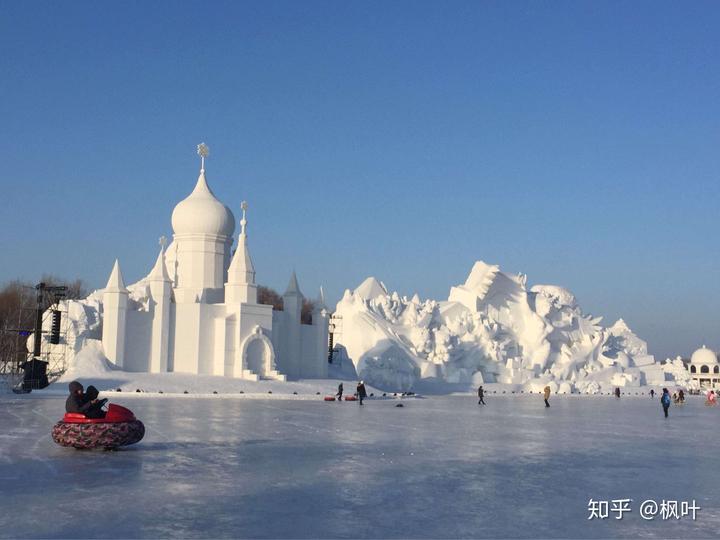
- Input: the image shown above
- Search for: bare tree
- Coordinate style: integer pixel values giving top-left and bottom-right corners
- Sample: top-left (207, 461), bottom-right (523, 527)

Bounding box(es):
top-left (0, 276), bottom-right (87, 371)
top-left (257, 286), bottom-right (283, 311)
top-left (301, 299), bottom-right (315, 325)
top-left (257, 285), bottom-right (316, 325)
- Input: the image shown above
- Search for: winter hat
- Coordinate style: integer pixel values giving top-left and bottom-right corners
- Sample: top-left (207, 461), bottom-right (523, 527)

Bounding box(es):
top-left (68, 381), bottom-right (83, 393)
top-left (85, 385), bottom-right (99, 400)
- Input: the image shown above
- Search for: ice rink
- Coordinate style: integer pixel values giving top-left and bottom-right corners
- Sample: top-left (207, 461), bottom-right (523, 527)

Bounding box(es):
top-left (1, 394), bottom-right (718, 538)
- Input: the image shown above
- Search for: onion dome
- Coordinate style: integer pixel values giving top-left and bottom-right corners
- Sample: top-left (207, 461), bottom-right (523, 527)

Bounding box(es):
top-left (171, 168), bottom-right (235, 237)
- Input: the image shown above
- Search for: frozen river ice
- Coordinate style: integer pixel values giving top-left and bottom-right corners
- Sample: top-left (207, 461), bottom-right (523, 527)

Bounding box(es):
top-left (1, 394), bottom-right (718, 538)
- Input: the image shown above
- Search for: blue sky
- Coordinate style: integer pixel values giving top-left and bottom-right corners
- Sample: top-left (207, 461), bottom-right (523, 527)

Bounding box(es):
top-left (0, 1), bottom-right (718, 359)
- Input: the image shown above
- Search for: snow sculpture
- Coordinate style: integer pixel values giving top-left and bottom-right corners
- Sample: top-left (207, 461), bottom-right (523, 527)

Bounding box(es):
top-left (37, 146), bottom-right (329, 381)
top-left (333, 261), bottom-right (684, 392)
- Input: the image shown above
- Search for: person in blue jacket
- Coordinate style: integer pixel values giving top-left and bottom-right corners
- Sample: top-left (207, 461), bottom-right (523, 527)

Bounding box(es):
top-left (661, 388), bottom-right (671, 418)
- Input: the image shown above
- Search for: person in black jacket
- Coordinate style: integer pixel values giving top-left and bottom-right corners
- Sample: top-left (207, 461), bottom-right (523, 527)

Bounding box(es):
top-left (336, 383), bottom-right (343, 401)
top-left (65, 381), bottom-right (106, 418)
top-left (84, 385), bottom-right (107, 418)
top-left (357, 381), bottom-right (367, 406)
top-left (478, 385), bottom-right (486, 405)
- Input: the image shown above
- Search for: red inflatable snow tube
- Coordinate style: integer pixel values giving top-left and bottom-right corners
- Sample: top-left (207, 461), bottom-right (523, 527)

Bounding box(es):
top-left (323, 396), bottom-right (336, 401)
top-left (52, 404), bottom-right (145, 449)
top-left (344, 395), bottom-right (357, 401)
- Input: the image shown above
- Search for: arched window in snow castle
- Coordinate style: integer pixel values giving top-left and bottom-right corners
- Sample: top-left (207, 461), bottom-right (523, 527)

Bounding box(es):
top-left (701, 365), bottom-right (709, 374)
top-left (714, 366), bottom-right (719, 374)
top-left (690, 365), bottom-right (696, 373)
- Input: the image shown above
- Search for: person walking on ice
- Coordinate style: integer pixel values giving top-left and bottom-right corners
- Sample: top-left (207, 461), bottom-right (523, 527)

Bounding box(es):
top-left (477, 385), bottom-right (486, 405)
top-left (661, 388), bottom-right (671, 418)
top-left (357, 380), bottom-right (367, 406)
top-left (543, 385), bottom-right (551, 408)
top-left (478, 385), bottom-right (485, 405)
top-left (336, 383), bottom-right (343, 401)
top-left (650, 389), bottom-right (655, 399)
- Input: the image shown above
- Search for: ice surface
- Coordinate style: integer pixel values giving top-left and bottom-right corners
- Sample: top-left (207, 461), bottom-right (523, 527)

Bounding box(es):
top-left (1, 394), bottom-right (718, 539)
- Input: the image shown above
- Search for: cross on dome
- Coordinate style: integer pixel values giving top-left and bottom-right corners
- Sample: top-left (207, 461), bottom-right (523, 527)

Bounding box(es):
top-left (197, 142), bottom-right (209, 171)
top-left (240, 201), bottom-right (248, 236)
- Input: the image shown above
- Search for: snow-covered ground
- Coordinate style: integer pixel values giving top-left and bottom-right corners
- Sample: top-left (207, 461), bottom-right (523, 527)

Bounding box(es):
top-left (1, 394), bottom-right (718, 538)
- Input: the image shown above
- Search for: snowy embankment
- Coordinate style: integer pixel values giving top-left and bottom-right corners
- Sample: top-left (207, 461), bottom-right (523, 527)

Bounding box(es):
top-left (35, 346), bottom-right (384, 399)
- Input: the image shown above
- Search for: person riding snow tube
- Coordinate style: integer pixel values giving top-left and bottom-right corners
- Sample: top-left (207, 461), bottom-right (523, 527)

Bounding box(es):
top-left (52, 403), bottom-right (145, 449)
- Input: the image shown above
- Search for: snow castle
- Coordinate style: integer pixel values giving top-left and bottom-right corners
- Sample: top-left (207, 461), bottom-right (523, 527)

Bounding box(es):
top-left (61, 145), bottom-right (329, 381)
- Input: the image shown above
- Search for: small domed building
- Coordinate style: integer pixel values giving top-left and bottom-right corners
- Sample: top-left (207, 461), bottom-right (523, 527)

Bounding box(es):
top-left (99, 145), bottom-right (329, 381)
top-left (687, 346), bottom-right (719, 389)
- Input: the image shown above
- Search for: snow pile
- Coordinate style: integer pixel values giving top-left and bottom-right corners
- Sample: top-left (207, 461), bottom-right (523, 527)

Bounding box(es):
top-left (333, 261), bottom-right (684, 393)
top-left (57, 339), bottom-right (116, 381)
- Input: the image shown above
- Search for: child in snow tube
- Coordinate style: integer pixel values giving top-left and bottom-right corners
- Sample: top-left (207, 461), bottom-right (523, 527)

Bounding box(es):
top-left (53, 381), bottom-right (145, 449)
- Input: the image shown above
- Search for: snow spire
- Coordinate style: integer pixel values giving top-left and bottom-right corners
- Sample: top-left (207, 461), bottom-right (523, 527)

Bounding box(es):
top-left (312, 286), bottom-right (328, 314)
top-left (149, 236), bottom-right (170, 282)
top-left (189, 142), bottom-right (215, 201)
top-left (227, 202), bottom-right (255, 285)
top-left (284, 270), bottom-right (302, 297)
top-left (105, 259), bottom-right (128, 293)
top-left (240, 200), bottom-right (248, 237)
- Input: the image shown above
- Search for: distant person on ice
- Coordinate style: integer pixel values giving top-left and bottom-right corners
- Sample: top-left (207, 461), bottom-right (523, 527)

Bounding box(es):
top-left (543, 386), bottom-right (551, 408)
top-left (614, 388), bottom-right (621, 399)
top-left (336, 383), bottom-right (343, 401)
top-left (65, 381), bottom-right (106, 419)
top-left (650, 389), bottom-right (655, 399)
top-left (661, 388), bottom-right (671, 418)
top-left (477, 385), bottom-right (486, 405)
top-left (678, 389), bottom-right (685, 403)
top-left (705, 390), bottom-right (717, 406)
top-left (357, 381), bottom-right (367, 406)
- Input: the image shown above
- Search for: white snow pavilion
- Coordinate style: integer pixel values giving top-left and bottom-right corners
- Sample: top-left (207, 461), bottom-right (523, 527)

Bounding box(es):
top-left (687, 346), bottom-right (719, 389)
top-left (101, 144), bottom-right (329, 380)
